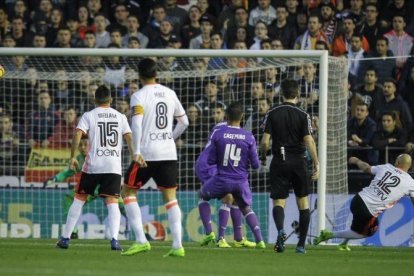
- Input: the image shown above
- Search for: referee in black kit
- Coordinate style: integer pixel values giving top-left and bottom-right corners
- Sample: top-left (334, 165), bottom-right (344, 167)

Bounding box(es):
top-left (260, 79), bottom-right (319, 254)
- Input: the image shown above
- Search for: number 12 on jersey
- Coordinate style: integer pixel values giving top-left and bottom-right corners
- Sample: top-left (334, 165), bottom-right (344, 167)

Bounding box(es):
top-left (223, 144), bottom-right (241, 167)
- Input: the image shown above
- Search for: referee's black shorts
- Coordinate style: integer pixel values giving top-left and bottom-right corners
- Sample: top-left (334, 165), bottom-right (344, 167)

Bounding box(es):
top-left (269, 155), bottom-right (310, 199)
top-left (350, 194), bottom-right (378, 236)
top-left (124, 160), bottom-right (178, 189)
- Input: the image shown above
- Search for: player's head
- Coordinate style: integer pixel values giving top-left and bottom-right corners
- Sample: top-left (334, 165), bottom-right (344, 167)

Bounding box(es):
top-left (138, 58), bottom-right (157, 80)
top-left (281, 79), bottom-right (299, 100)
top-left (78, 136), bottom-right (89, 155)
top-left (395, 153), bottom-right (412, 172)
top-left (225, 101), bottom-right (244, 123)
top-left (94, 85), bottom-right (112, 105)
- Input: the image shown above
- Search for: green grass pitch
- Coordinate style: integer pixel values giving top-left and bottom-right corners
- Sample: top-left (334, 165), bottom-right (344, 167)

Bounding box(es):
top-left (1, 239), bottom-right (413, 276)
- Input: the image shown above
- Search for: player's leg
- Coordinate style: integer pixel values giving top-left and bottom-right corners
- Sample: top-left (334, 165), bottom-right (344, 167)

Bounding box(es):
top-left (121, 162), bottom-right (151, 256)
top-left (99, 174), bottom-right (123, 250)
top-left (57, 173), bottom-right (93, 249)
top-left (197, 174), bottom-right (216, 246)
top-left (295, 196), bottom-right (310, 254)
top-left (157, 161), bottom-right (184, 257)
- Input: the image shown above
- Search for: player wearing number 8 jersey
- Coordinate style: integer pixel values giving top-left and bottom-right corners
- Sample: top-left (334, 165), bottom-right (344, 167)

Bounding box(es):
top-left (314, 154), bottom-right (414, 251)
top-left (56, 85), bottom-right (133, 251)
top-left (121, 58), bottom-right (189, 257)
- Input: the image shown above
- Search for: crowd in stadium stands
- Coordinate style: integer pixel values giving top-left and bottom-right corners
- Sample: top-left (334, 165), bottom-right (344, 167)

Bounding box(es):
top-left (1, 0), bottom-right (414, 179)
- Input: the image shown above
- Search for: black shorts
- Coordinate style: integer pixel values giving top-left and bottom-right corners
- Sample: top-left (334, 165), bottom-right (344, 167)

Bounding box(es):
top-left (269, 156), bottom-right (309, 199)
top-left (75, 172), bottom-right (121, 197)
top-left (350, 194), bottom-right (378, 236)
top-left (124, 160), bottom-right (178, 189)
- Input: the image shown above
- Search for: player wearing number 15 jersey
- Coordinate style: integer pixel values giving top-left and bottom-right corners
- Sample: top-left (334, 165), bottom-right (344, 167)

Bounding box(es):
top-left (121, 58), bottom-right (189, 258)
top-left (57, 85), bottom-right (133, 251)
top-left (200, 102), bottom-right (265, 249)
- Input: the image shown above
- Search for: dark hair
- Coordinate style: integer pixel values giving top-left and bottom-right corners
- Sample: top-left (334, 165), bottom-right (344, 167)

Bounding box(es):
top-left (381, 111), bottom-right (396, 121)
top-left (376, 36), bottom-right (389, 45)
top-left (138, 58), bottom-right (157, 79)
top-left (95, 85), bottom-right (111, 104)
top-left (225, 101), bottom-right (244, 121)
top-left (281, 79), bottom-right (299, 99)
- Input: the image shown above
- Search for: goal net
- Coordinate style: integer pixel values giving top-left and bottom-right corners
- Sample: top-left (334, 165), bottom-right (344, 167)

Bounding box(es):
top-left (0, 48), bottom-right (348, 244)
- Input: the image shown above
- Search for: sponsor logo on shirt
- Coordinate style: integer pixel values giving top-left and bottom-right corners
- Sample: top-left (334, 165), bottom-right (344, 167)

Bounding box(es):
top-left (96, 148), bottom-right (120, 157)
top-left (149, 132), bottom-right (173, 141)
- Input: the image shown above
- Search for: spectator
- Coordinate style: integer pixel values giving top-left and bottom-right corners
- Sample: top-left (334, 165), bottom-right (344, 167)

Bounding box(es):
top-left (46, 8), bottom-right (64, 46)
top-left (359, 3), bottom-right (385, 50)
top-left (0, 113), bottom-right (21, 169)
top-left (384, 15), bottom-right (414, 70)
top-left (332, 15), bottom-right (369, 56)
top-left (224, 6), bottom-right (254, 48)
top-left (268, 4), bottom-right (297, 49)
top-left (107, 4), bottom-right (128, 35)
top-left (195, 78), bottom-right (227, 119)
top-left (77, 6), bottom-right (95, 40)
top-left (218, 0), bottom-right (244, 30)
top-left (122, 14), bottom-right (149, 48)
top-left (353, 68), bottom-right (383, 118)
top-left (347, 102), bottom-right (377, 163)
top-left (357, 37), bottom-right (396, 85)
top-left (319, 1), bottom-right (339, 44)
top-left (0, 7), bottom-right (10, 40)
top-left (87, 0), bottom-right (104, 19)
top-left (6, 55), bottom-right (28, 71)
top-left (165, 0), bottom-right (188, 30)
top-left (380, 0), bottom-right (414, 30)
top-left (94, 13), bottom-right (111, 48)
top-left (103, 43), bottom-right (126, 88)
top-left (216, 72), bottom-right (238, 107)
top-left (245, 80), bottom-right (265, 115)
top-left (372, 111), bottom-right (407, 164)
top-left (197, 0), bottom-right (216, 22)
top-left (248, 0), bottom-right (276, 27)
top-left (148, 19), bottom-right (176, 48)
top-left (83, 31), bottom-right (97, 48)
top-left (347, 34), bottom-right (367, 80)
top-left (10, 16), bottom-right (33, 47)
top-left (250, 20), bottom-right (269, 50)
top-left (176, 104), bottom-right (204, 148)
top-left (399, 65), bottom-right (414, 122)
top-left (180, 5), bottom-right (202, 49)
top-left (33, 0), bottom-right (53, 22)
top-left (244, 97), bottom-right (270, 142)
top-left (27, 91), bottom-right (59, 148)
top-left (286, 0), bottom-right (300, 27)
top-left (53, 69), bottom-right (77, 112)
top-left (189, 15), bottom-right (214, 49)
top-left (115, 97), bottom-right (130, 118)
top-left (298, 62), bottom-right (319, 115)
top-left (54, 26), bottom-right (74, 48)
top-left (294, 14), bottom-right (329, 50)
top-left (374, 78), bottom-right (412, 129)
top-left (270, 38), bottom-right (284, 50)
top-left (143, 5), bottom-right (167, 39)
top-left (13, 0), bottom-right (31, 26)
top-left (339, 0), bottom-right (365, 29)
top-left (47, 107), bottom-right (78, 147)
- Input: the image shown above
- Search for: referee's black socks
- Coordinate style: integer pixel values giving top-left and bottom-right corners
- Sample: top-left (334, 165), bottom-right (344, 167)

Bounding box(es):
top-left (298, 209), bottom-right (310, 247)
top-left (272, 206), bottom-right (285, 232)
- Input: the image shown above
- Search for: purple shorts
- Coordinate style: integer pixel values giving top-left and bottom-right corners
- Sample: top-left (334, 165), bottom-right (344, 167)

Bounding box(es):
top-left (200, 177), bottom-right (252, 208)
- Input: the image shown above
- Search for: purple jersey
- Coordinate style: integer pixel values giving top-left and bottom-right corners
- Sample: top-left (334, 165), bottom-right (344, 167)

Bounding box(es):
top-left (207, 125), bottom-right (259, 180)
top-left (195, 122), bottom-right (227, 183)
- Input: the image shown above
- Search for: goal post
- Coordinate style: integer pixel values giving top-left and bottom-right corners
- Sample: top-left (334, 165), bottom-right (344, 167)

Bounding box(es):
top-left (0, 48), bottom-right (348, 242)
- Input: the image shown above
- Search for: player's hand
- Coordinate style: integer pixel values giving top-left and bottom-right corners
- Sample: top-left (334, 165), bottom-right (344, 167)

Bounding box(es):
top-left (311, 162), bottom-right (320, 181)
top-left (69, 158), bottom-right (78, 171)
top-left (348, 156), bottom-right (359, 165)
top-left (133, 154), bottom-right (147, 167)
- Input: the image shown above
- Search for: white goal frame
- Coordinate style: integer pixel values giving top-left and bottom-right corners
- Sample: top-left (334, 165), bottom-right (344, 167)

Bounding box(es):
top-left (0, 47), bottom-right (330, 233)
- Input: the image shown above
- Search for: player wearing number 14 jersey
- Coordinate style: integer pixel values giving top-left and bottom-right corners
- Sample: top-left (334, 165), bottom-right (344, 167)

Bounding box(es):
top-left (121, 58), bottom-right (189, 257)
top-left (57, 85), bottom-right (133, 251)
top-left (200, 102), bottom-right (265, 249)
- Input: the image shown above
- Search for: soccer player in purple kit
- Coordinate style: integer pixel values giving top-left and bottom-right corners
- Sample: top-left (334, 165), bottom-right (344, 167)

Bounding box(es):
top-left (199, 102), bottom-right (266, 249)
top-left (196, 121), bottom-right (256, 248)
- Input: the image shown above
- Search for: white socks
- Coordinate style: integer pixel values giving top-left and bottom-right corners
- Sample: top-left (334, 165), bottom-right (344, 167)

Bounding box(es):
top-left (124, 196), bottom-right (148, 244)
top-left (62, 198), bottom-right (85, 238)
top-left (333, 230), bottom-right (365, 239)
top-left (166, 200), bottom-right (182, 249)
top-left (106, 203), bottom-right (121, 240)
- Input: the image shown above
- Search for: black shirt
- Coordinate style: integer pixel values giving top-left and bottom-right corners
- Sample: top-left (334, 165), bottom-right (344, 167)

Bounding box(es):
top-left (263, 102), bottom-right (312, 156)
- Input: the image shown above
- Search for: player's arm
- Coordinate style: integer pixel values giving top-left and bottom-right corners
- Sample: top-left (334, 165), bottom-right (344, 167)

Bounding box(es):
top-left (260, 132), bottom-right (271, 164)
top-left (348, 156), bottom-right (372, 174)
top-left (131, 114), bottom-right (147, 167)
top-left (303, 134), bottom-right (320, 180)
top-left (249, 139), bottom-right (260, 170)
top-left (69, 129), bottom-right (84, 171)
top-left (123, 132), bottom-right (134, 158)
top-left (173, 114), bottom-right (189, 140)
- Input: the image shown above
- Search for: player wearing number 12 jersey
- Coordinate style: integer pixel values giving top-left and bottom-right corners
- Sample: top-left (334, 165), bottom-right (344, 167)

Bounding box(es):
top-left (200, 102), bottom-right (265, 249)
top-left (57, 85), bottom-right (133, 251)
top-left (314, 154), bottom-right (414, 251)
top-left (121, 58), bottom-right (189, 257)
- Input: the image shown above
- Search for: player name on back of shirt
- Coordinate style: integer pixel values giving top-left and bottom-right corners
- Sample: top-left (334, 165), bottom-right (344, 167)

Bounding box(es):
top-left (223, 133), bottom-right (246, 140)
top-left (97, 113), bottom-right (117, 119)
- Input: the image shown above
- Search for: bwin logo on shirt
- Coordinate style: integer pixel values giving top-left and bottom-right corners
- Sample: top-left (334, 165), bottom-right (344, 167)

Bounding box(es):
top-left (149, 132), bottom-right (173, 141)
top-left (96, 148), bottom-right (120, 157)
